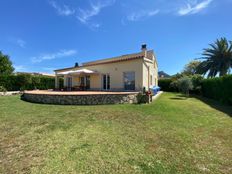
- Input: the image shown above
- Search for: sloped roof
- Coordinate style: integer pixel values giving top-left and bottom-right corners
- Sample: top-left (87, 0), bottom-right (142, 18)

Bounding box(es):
top-left (57, 69), bottom-right (97, 75)
top-left (55, 50), bottom-right (155, 72)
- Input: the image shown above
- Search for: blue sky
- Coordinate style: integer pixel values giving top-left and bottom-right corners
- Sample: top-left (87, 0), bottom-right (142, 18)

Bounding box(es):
top-left (0, 0), bottom-right (232, 75)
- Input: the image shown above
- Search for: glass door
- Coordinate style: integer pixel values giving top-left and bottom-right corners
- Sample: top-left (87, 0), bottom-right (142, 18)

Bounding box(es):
top-left (86, 76), bottom-right (90, 90)
top-left (80, 76), bottom-right (90, 90)
top-left (67, 77), bottom-right (72, 89)
top-left (102, 74), bottom-right (110, 90)
top-left (80, 77), bottom-right (85, 86)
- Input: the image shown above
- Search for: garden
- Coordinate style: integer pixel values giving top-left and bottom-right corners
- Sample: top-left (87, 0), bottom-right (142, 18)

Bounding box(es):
top-left (0, 92), bottom-right (231, 173)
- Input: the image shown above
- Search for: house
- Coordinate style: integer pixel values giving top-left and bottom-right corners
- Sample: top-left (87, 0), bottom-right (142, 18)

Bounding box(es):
top-left (54, 44), bottom-right (158, 91)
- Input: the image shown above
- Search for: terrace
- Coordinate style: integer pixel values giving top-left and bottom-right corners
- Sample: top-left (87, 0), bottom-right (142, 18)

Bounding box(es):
top-left (22, 90), bottom-right (140, 105)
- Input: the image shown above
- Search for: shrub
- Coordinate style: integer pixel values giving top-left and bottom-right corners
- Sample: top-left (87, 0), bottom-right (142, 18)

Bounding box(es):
top-left (176, 76), bottom-right (193, 96)
top-left (0, 75), bottom-right (16, 91)
top-left (191, 74), bottom-right (204, 94)
top-left (201, 75), bottom-right (232, 105)
top-left (158, 79), bottom-right (177, 92)
top-left (31, 76), bottom-right (41, 89)
top-left (137, 92), bottom-right (149, 104)
top-left (16, 74), bottom-right (32, 91)
top-left (0, 86), bottom-right (6, 92)
top-left (0, 74), bottom-right (55, 91)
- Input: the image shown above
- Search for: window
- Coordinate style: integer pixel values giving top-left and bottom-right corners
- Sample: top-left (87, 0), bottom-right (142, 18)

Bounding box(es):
top-left (150, 75), bottom-right (153, 86)
top-left (124, 72), bottom-right (135, 90)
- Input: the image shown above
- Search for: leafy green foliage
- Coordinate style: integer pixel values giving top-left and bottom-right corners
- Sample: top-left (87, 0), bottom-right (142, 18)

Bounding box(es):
top-left (158, 78), bottom-right (177, 92)
top-left (196, 38), bottom-right (232, 77)
top-left (0, 86), bottom-right (6, 92)
top-left (0, 74), bottom-right (56, 91)
top-left (202, 75), bottom-right (232, 105)
top-left (159, 74), bottom-right (231, 105)
top-left (0, 51), bottom-right (14, 75)
top-left (16, 74), bottom-right (32, 90)
top-left (176, 76), bottom-right (193, 96)
top-left (191, 74), bottom-right (204, 94)
top-left (136, 92), bottom-right (149, 104)
top-left (182, 60), bottom-right (201, 75)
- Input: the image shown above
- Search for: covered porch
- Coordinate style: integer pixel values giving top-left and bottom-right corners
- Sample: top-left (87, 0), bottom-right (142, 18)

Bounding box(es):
top-left (55, 69), bottom-right (102, 91)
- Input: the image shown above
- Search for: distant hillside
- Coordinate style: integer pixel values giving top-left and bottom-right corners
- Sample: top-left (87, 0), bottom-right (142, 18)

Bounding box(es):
top-left (158, 71), bottom-right (171, 78)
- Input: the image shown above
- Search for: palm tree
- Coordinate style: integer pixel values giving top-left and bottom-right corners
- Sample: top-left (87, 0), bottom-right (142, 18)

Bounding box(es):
top-left (196, 38), bottom-right (232, 78)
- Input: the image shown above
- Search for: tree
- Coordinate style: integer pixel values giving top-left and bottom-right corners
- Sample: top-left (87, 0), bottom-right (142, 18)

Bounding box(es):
top-left (196, 38), bottom-right (232, 78)
top-left (176, 76), bottom-right (193, 96)
top-left (0, 51), bottom-right (14, 75)
top-left (182, 60), bottom-right (201, 75)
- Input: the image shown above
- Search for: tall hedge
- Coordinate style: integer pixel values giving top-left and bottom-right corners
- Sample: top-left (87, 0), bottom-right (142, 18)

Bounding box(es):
top-left (158, 78), bottom-right (177, 92)
top-left (0, 74), bottom-right (57, 91)
top-left (201, 75), bottom-right (232, 105)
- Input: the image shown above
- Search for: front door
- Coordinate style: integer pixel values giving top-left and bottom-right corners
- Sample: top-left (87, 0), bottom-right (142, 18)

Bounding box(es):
top-left (102, 74), bottom-right (110, 90)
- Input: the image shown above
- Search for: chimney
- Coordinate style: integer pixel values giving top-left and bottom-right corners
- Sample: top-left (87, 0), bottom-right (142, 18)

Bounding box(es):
top-left (141, 44), bottom-right (147, 57)
top-left (74, 62), bottom-right (79, 67)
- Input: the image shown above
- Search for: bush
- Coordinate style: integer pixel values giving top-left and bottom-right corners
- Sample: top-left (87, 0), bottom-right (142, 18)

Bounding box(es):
top-left (0, 74), bottom-right (55, 91)
top-left (137, 92), bottom-right (149, 104)
top-left (201, 75), bottom-right (232, 105)
top-left (0, 86), bottom-right (6, 92)
top-left (176, 76), bottom-right (193, 96)
top-left (0, 75), bottom-right (15, 91)
top-left (158, 79), bottom-right (177, 92)
top-left (190, 74), bottom-right (204, 94)
top-left (159, 74), bottom-right (204, 94)
top-left (16, 74), bottom-right (32, 91)
top-left (31, 76), bottom-right (41, 89)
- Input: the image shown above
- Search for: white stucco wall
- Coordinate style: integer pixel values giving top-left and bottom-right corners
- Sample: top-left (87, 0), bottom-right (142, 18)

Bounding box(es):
top-left (142, 57), bottom-right (158, 90)
top-left (57, 54), bottom-right (158, 91)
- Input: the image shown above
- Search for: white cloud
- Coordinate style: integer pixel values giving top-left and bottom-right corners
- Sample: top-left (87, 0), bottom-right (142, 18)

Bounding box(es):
top-left (14, 65), bottom-right (26, 72)
top-left (49, 0), bottom-right (75, 16)
top-left (8, 38), bottom-right (26, 48)
top-left (77, 0), bottom-right (115, 27)
top-left (178, 0), bottom-right (214, 16)
top-left (127, 9), bottom-right (159, 21)
top-left (16, 39), bottom-right (26, 48)
top-left (31, 49), bottom-right (77, 63)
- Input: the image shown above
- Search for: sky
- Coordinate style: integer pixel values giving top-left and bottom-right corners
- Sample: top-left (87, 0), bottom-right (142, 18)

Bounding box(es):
top-left (0, 0), bottom-right (232, 75)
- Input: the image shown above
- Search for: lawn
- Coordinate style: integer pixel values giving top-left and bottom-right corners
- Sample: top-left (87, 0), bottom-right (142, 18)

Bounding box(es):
top-left (0, 92), bottom-right (231, 174)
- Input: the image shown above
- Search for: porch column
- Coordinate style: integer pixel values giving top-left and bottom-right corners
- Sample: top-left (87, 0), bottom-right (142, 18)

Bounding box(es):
top-left (55, 75), bottom-right (59, 89)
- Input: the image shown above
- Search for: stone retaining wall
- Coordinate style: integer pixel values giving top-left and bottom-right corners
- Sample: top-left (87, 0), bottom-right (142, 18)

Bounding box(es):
top-left (21, 93), bottom-right (138, 105)
top-left (0, 91), bottom-right (21, 96)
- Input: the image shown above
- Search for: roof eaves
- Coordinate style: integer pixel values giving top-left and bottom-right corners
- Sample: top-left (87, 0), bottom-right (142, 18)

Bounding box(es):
top-left (54, 50), bottom-right (154, 72)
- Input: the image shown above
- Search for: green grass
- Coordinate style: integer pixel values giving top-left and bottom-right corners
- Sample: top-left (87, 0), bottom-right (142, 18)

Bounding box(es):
top-left (0, 92), bottom-right (231, 174)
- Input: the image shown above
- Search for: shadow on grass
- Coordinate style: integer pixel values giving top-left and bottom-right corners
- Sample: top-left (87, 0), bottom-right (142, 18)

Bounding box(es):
top-left (193, 95), bottom-right (232, 117)
top-left (169, 94), bottom-right (192, 100)
top-left (169, 97), bottom-right (187, 100)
